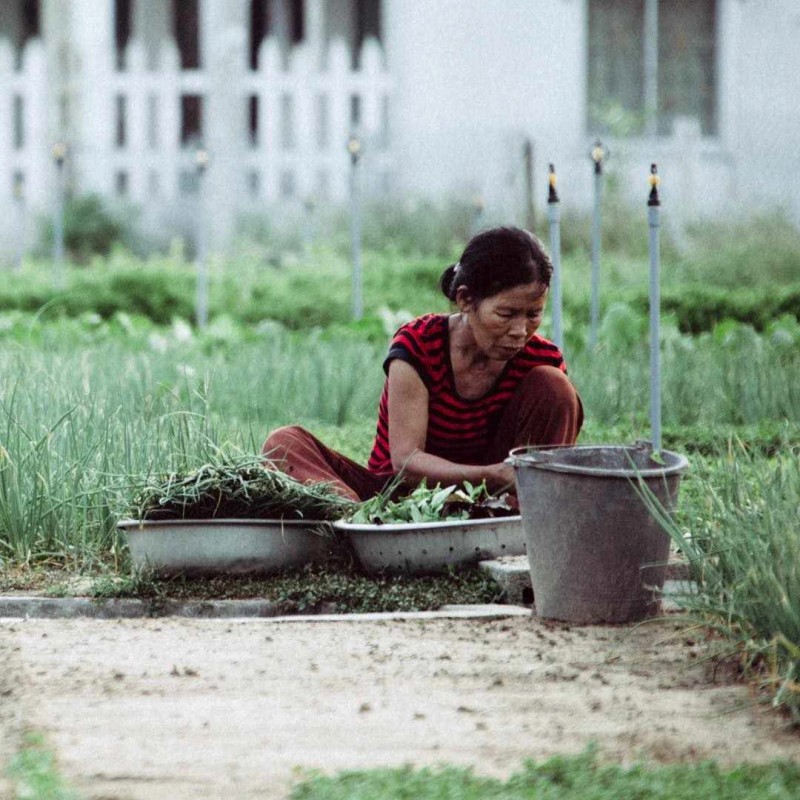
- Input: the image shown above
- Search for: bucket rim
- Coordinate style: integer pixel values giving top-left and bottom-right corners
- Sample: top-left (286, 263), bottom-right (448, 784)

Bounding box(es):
top-left (506, 444), bottom-right (689, 478)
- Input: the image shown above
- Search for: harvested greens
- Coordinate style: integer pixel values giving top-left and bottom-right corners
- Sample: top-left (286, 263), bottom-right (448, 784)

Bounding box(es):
top-left (131, 457), bottom-right (355, 521)
top-left (348, 480), bottom-right (517, 525)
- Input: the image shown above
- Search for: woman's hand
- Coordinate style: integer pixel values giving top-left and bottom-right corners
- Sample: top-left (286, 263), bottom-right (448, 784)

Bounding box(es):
top-left (484, 462), bottom-right (516, 494)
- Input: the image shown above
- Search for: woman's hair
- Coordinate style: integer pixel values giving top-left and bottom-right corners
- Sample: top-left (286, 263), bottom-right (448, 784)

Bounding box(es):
top-left (439, 226), bottom-right (553, 303)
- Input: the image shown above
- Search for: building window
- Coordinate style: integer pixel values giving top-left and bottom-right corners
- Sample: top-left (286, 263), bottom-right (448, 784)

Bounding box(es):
top-left (180, 94), bottom-right (203, 147)
top-left (175, 0), bottom-right (201, 69)
top-left (115, 0), bottom-right (132, 70)
top-left (249, 0), bottom-right (304, 68)
top-left (587, 0), bottom-right (717, 136)
top-left (248, 95), bottom-right (259, 147)
top-left (355, 0), bottom-right (381, 54)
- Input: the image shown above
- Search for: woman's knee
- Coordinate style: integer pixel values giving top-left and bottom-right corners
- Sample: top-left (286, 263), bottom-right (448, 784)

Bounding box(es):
top-left (519, 366), bottom-right (584, 441)
top-left (261, 425), bottom-right (309, 457)
top-left (523, 366), bottom-right (579, 406)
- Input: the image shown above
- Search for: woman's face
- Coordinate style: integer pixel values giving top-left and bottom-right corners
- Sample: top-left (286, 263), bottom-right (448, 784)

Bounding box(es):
top-left (458, 282), bottom-right (548, 361)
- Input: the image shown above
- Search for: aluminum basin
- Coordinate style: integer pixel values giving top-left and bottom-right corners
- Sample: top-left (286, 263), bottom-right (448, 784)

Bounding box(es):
top-left (118, 518), bottom-right (331, 576)
top-left (334, 516), bottom-right (525, 575)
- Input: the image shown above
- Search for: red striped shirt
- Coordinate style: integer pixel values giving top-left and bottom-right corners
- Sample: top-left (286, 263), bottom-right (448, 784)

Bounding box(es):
top-left (367, 313), bottom-right (566, 474)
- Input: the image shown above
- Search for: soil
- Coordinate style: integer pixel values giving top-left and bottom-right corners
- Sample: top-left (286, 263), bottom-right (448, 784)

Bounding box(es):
top-left (1, 614), bottom-right (798, 800)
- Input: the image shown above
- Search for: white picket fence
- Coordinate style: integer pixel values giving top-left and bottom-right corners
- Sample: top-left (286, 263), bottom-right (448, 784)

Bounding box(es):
top-left (0, 34), bottom-right (393, 250)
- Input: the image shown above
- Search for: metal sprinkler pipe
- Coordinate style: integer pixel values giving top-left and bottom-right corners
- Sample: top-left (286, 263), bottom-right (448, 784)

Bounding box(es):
top-left (51, 142), bottom-right (67, 290)
top-left (547, 163), bottom-right (564, 352)
top-left (13, 172), bottom-right (25, 272)
top-left (347, 133), bottom-right (363, 321)
top-left (648, 163), bottom-right (662, 454)
top-left (194, 147), bottom-right (210, 330)
top-left (589, 140), bottom-right (607, 349)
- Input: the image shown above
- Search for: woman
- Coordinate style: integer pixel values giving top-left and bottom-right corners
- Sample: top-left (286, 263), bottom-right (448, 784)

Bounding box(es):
top-left (262, 226), bottom-right (583, 502)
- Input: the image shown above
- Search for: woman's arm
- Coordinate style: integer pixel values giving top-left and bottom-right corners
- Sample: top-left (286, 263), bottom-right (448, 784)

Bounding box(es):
top-left (387, 360), bottom-right (514, 492)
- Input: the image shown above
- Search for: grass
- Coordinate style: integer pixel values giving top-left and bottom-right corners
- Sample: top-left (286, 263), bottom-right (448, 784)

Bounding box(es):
top-left (36, 563), bottom-right (504, 613)
top-left (0, 314), bottom-right (797, 570)
top-left (6, 732), bottom-right (79, 800)
top-left (641, 443), bottom-right (800, 725)
top-left (290, 747), bottom-right (800, 799)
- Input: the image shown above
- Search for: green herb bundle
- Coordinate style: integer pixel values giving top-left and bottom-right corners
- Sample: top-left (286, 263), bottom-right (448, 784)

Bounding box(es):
top-left (131, 457), bottom-right (355, 522)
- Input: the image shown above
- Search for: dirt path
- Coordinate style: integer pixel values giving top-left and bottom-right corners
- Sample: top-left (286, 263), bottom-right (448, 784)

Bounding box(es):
top-left (1, 614), bottom-right (798, 799)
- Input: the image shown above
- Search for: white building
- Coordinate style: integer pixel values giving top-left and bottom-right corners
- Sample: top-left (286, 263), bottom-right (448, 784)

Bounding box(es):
top-left (1, 0), bottom-right (799, 256)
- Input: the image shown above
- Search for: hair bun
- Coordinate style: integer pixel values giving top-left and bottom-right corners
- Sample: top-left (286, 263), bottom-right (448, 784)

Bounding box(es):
top-left (438, 263), bottom-right (459, 300)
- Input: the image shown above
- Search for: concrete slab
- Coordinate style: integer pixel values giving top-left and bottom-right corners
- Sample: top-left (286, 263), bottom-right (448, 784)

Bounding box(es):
top-left (479, 556), bottom-right (696, 611)
top-left (262, 604), bottom-right (532, 623)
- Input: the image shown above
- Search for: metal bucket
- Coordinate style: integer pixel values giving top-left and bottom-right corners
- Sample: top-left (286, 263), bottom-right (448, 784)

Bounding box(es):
top-left (507, 444), bottom-right (688, 624)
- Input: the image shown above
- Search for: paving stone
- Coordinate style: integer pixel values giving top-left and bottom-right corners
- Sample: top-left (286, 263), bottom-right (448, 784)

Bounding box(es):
top-left (479, 556), bottom-right (696, 610)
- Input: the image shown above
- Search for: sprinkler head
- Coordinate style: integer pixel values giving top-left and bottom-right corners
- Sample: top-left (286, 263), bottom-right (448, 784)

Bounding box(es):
top-left (648, 163), bottom-right (661, 207)
top-left (590, 140), bottom-right (608, 174)
top-left (547, 163), bottom-right (560, 204)
top-left (51, 142), bottom-right (68, 166)
top-left (195, 148), bottom-right (210, 173)
top-left (347, 134), bottom-right (362, 164)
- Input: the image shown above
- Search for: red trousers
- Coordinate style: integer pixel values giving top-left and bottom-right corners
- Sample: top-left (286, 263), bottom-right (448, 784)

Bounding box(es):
top-left (262, 365), bottom-right (583, 502)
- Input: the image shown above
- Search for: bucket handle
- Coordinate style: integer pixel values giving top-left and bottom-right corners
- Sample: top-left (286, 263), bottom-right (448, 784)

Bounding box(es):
top-left (505, 446), bottom-right (557, 468)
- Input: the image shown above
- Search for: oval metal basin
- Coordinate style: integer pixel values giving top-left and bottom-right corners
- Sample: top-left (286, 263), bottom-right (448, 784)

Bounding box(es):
top-left (334, 516), bottom-right (525, 575)
top-left (118, 518), bottom-right (332, 576)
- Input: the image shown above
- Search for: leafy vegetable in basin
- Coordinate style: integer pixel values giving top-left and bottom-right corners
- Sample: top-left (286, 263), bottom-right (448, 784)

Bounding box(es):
top-left (348, 480), bottom-right (517, 525)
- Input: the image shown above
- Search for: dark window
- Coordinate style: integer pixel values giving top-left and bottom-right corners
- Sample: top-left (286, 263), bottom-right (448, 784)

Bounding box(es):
top-left (248, 95), bottom-right (259, 147)
top-left (657, 0), bottom-right (716, 136)
top-left (356, 0), bottom-right (381, 46)
top-left (289, 0), bottom-right (304, 43)
top-left (115, 0), bottom-right (132, 70)
top-left (181, 94), bottom-right (203, 147)
top-left (175, 0), bottom-right (201, 69)
top-left (587, 0), bottom-right (645, 132)
top-left (587, 0), bottom-right (717, 136)
top-left (250, 0), bottom-right (267, 69)
top-left (21, 0), bottom-right (40, 39)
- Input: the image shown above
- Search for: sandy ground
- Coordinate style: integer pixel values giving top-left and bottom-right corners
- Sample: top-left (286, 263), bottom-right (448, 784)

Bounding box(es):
top-left (1, 613), bottom-right (798, 800)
